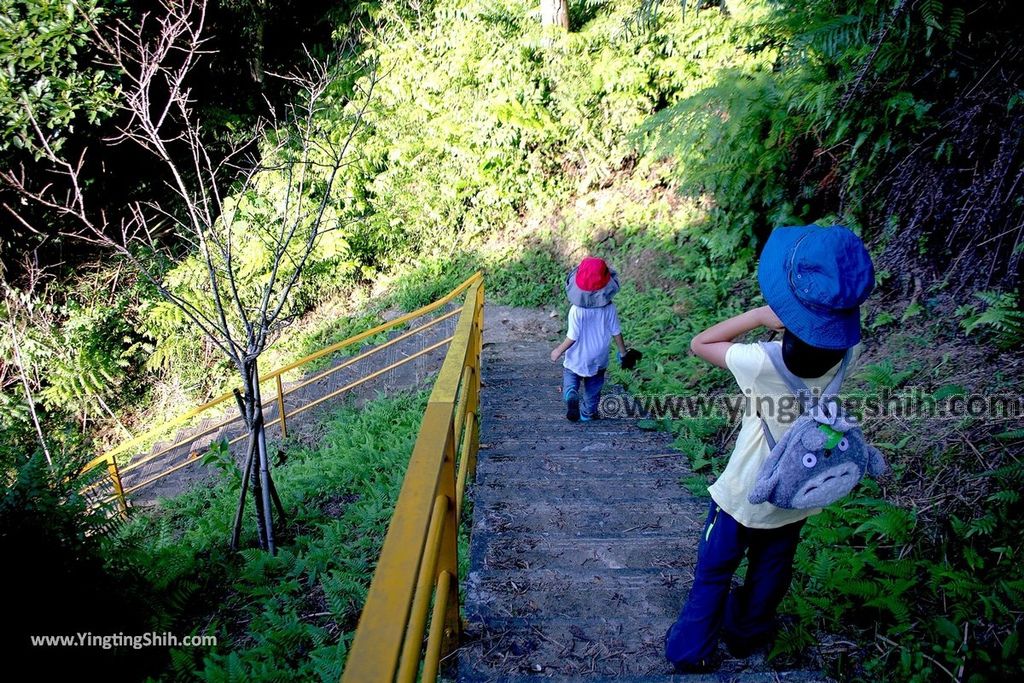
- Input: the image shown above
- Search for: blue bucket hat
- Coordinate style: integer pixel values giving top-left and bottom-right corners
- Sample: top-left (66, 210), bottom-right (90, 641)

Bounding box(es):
top-left (758, 225), bottom-right (875, 350)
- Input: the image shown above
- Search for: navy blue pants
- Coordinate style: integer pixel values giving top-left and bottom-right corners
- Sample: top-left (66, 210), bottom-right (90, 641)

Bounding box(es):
top-left (664, 502), bottom-right (806, 666)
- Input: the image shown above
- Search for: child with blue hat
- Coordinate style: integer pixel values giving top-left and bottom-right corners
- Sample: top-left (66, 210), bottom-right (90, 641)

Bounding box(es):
top-left (665, 225), bottom-right (875, 672)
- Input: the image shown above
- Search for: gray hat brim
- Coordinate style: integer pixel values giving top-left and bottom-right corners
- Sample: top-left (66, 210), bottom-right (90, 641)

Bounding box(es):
top-left (566, 266), bottom-right (620, 308)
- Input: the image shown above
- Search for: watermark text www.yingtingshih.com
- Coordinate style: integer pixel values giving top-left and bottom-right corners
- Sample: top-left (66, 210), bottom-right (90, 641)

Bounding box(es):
top-left (599, 387), bottom-right (1024, 424)
top-left (29, 632), bottom-right (217, 650)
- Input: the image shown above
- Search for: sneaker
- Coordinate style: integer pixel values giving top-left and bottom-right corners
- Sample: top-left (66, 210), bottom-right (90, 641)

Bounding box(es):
top-left (722, 632), bottom-right (766, 659)
top-left (565, 389), bottom-right (580, 422)
top-left (670, 655), bottom-right (720, 674)
top-left (580, 411), bottom-right (601, 422)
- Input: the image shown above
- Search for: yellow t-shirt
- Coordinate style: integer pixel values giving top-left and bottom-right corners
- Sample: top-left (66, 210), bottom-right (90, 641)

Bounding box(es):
top-left (707, 341), bottom-right (860, 529)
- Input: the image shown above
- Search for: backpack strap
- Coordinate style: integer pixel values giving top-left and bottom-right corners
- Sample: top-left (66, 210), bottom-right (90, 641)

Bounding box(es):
top-left (821, 349), bottom-right (854, 401)
top-left (759, 341), bottom-right (854, 411)
top-left (758, 416), bottom-right (777, 450)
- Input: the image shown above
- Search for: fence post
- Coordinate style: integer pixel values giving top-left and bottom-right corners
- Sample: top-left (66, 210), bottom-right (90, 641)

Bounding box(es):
top-left (276, 374), bottom-right (288, 439)
top-left (107, 456), bottom-right (128, 518)
top-left (438, 411), bottom-right (461, 662)
top-left (468, 283), bottom-right (483, 477)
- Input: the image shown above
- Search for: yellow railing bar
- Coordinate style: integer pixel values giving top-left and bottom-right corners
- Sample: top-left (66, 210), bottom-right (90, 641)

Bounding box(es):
top-left (455, 410), bottom-right (478, 521)
top-left (261, 278), bottom-right (476, 382)
top-left (116, 411), bottom-right (241, 477)
top-left (105, 335), bottom-right (457, 502)
top-left (342, 276), bottom-right (483, 682)
top-left (422, 569), bottom-right (453, 682)
top-left (275, 375), bottom-right (287, 439)
top-left (95, 273), bottom-right (481, 464)
top-left (80, 453), bottom-right (129, 516)
top-left (280, 308), bottom-right (460, 399)
top-left (452, 364), bottom-right (472, 449)
top-left (84, 273), bottom-right (481, 498)
top-left (283, 336), bottom-right (453, 421)
top-left (115, 319), bottom-right (458, 481)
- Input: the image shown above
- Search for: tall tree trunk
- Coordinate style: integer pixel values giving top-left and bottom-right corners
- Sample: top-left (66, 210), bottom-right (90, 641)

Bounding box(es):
top-left (541, 0), bottom-right (569, 30)
top-left (235, 359), bottom-right (271, 551)
top-left (248, 0), bottom-right (268, 111)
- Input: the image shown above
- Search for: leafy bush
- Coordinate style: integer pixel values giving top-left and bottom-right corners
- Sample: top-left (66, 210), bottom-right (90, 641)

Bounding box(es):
top-left (0, 0), bottom-right (118, 155)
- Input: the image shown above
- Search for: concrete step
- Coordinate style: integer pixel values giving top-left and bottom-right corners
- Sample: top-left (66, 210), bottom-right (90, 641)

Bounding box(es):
top-left (478, 432), bottom-right (672, 452)
top-left (473, 532), bottom-right (696, 571)
top-left (465, 567), bottom-right (687, 621)
top-left (472, 498), bottom-right (705, 536)
top-left (484, 412), bottom-right (649, 427)
top-left (476, 451), bottom-right (686, 478)
top-left (473, 474), bottom-right (686, 504)
top-left (458, 615), bottom-right (675, 679)
top-left (458, 616), bottom-right (827, 681)
top-left (460, 341), bottom-right (792, 682)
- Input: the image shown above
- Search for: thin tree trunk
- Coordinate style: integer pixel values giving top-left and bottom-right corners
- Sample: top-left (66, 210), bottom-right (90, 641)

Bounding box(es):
top-left (267, 474), bottom-right (286, 522)
top-left (541, 0), bottom-right (569, 30)
top-left (250, 424), bottom-right (268, 549)
top-left (6, 319), bottom-right (52, 468)
top-left (241, 361), bottom-right (269, 550)
top-left (94, 392), bottom-right (132, 438)
top-left (230, 419), bottom-right (260, 552)
top-left (251, 358), bottom-right (276, 555)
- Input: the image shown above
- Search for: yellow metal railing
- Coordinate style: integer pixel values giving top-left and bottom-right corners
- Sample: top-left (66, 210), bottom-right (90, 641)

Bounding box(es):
top-left (82, 273), bottom-right (482, 512)
top-left (342, 274), bottom-right (484, 683)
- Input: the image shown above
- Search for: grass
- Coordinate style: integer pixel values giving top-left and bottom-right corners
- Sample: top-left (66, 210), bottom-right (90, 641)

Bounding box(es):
top-left (117, 390), bottom-right (430, 681)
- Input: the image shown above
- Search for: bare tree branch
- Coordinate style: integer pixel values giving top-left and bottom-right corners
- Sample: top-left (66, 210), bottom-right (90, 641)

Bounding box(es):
top-left (3, 0), bottom-right (375, 551)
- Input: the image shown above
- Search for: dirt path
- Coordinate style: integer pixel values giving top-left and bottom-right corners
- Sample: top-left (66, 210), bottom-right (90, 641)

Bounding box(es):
top-left (118, 302), bottom-right (464, 506)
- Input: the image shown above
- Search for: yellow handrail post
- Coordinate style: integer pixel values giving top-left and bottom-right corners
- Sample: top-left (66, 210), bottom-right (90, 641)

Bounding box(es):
top-left (466, 280), bottom-right (481, 479)
top-left (107, 456), bottom-right (128, 518)
top-left (437, 416), bottom-right (461, 662)
top-left (275, 374), bottom-right (288, 439)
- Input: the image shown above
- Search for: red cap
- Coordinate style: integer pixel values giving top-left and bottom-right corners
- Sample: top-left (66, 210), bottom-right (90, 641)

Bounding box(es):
top-left (575, 257), bottom-right (611, 292)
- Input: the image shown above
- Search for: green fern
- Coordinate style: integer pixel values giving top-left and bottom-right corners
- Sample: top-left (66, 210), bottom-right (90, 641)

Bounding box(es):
top-left (960, 291), bottom-right (1024, 349)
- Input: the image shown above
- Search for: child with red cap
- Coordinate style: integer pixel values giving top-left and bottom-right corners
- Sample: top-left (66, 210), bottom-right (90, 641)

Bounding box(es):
top-left (550, 257), bottom-right (635, 422)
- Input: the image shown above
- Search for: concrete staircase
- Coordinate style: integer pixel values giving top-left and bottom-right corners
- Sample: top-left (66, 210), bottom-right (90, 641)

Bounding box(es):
top-left (459, 340), bottom-right (827, 682)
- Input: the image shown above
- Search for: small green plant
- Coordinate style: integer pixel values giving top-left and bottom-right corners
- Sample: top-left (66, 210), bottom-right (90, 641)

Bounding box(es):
top-left (958, 291), bottom-right (1024, 349)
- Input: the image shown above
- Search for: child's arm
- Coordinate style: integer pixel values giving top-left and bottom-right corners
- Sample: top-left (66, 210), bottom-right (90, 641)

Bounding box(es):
top-left (612, 333), bottom-right (627, 356)
top-left (550, 337), bottom-right (575, 362)
top-left (690, 306), bottom-right (783, 369)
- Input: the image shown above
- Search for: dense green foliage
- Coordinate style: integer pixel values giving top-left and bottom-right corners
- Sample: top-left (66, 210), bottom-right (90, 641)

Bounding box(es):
top-left (0, 0), bottom-right (117, 155)
top-left (114, 391), bottom-right (426, 681)
top-left (2, 0), bottom-right (1023, 680)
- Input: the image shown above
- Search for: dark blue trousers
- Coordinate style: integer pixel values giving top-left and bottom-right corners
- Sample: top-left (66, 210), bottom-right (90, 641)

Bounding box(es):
top-left (664, 502), bottom-right (806, 666)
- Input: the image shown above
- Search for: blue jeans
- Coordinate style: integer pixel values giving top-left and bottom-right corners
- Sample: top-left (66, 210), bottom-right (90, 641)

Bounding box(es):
top-left (562, 367), bottom-right (606, 418)
top-left (664, 502), bottom-right (805, 666)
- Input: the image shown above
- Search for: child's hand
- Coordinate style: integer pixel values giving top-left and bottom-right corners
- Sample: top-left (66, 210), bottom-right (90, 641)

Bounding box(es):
top-left (550, 348), bottom-right (561, 362)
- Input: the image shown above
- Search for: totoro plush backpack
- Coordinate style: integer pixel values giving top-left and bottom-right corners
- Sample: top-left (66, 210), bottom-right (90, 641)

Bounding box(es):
top-left (748, 342), bottom-right (887, 510)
